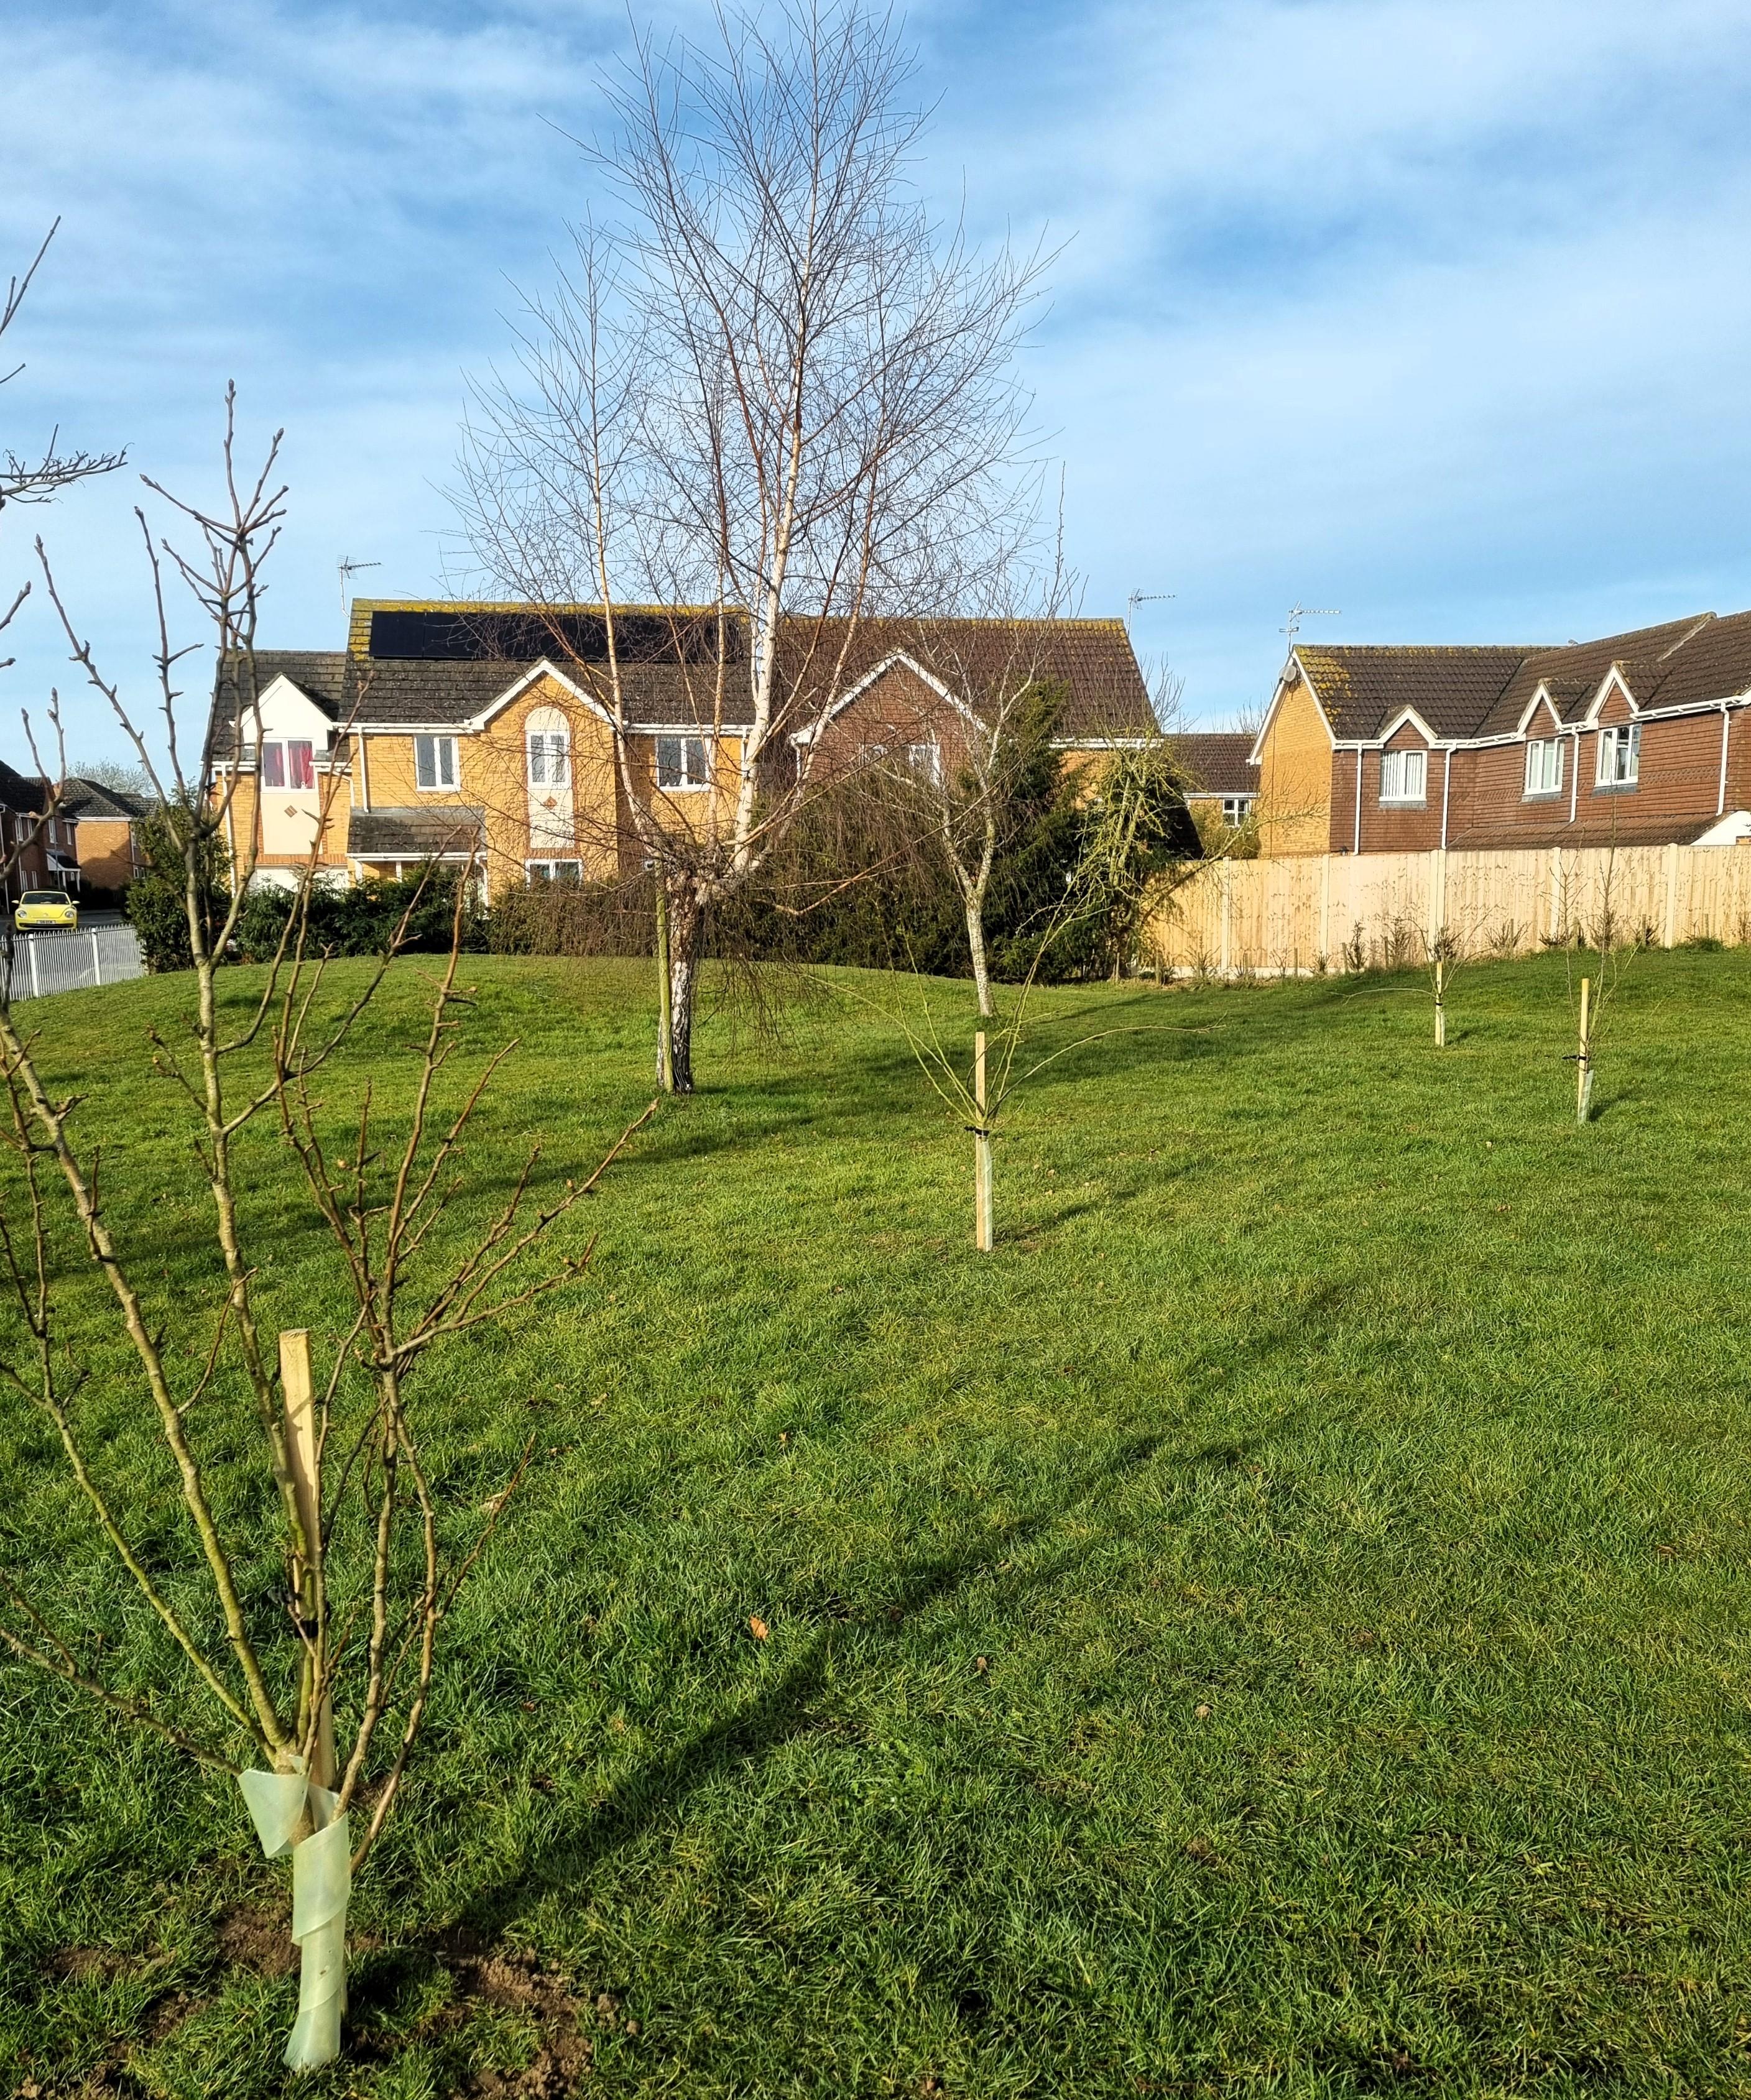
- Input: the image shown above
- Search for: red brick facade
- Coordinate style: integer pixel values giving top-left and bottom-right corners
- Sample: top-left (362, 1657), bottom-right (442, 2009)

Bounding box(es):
top-left (1254, 613), bottom-right (1751, 856)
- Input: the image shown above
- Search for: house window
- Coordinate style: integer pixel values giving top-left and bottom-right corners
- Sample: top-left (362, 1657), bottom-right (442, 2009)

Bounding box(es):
top-left (415, 735), bottom-right (458, 790)
top-left (525, 859), bottom-right (583, 885)
top-left (1597, 722), bottom-right (1640, 788)
top-left (1524, 737), bottom-right (1564, 797)
top-left (1222, 796), bottom-right (1254, 826)
top-left (287, 740), bottom-right (315, 790)
top-left (656, 735), bottom-right (710, 790)
top-left (905, 742), bottom-right (941, 785)
top-left (1379, 748), bottom-right (1428, 804)
top-left (261, 741), bottom-right (285, 788)
top-left (528, 729), bottom-right (570, 786)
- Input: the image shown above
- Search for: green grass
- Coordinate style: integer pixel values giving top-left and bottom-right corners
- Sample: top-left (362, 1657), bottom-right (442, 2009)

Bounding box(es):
top-left (2, 947), bottom-right (1751, 2098)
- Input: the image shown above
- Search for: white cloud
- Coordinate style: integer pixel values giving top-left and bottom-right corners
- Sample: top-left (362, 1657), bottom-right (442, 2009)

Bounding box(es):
top-left (6, 0), bottom-right (1751, 758)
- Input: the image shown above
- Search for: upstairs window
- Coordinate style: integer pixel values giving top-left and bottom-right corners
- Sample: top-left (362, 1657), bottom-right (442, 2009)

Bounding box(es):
top-left (1222, 796), bottom-right (1255, 827)
top-left (415, 734), bottom-right (458, 790)
top-left (260, 740), bottom-right (315, 790)
top-left (1524, 737), bottom-right (1563, 796)
top-left (1379, 748), bottom-right (1428, 805)
top-left (1597, 722), bottom-right (1640, 788)
top-left (528, 729), bottom-right (570, 786)
top-left (656, 735), bottom-right (710, 790)
top-left (905, 742), bottom-right (941, 786)
top-left (526, 859), bottom-right (582, 885)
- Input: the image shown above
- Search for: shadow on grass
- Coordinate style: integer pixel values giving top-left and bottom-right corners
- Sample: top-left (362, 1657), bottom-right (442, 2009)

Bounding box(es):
top-left (415, 1416), bottom-right (1290, 1967)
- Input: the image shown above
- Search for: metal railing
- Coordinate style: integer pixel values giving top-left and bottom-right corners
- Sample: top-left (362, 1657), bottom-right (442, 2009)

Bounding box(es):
top-left (6, 923), bottom-right (147, 1002)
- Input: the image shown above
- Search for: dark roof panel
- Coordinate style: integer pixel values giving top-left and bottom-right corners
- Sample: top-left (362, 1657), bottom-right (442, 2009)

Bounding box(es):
top-left (346, 806), bottom-right (486, 858)
top-left (1170, 731), bottom-right (1259, 794)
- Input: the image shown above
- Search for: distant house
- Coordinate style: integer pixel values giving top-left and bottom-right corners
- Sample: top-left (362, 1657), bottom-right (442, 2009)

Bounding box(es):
top-left (1170, 731), bottom-right (1259, 831)
top-left (1250, 612), bottom-right (1751, 857)
top-left (0, 760), bottom-right (57, 905)
top-left (63, 778), bottom-right (150, 893)
top-left (207, 601), bottom-right (1160, 901)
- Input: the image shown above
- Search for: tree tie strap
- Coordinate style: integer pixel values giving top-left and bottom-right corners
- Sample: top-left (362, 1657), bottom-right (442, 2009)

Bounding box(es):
top-left (239, 1764), bottom-right (351, 2068)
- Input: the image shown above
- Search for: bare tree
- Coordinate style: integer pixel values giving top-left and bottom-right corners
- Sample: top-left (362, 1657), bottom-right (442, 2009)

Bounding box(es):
top-left (1, 221), bottom-right (126, 513)
top-left (0, 412), bottom-right (648, 2070)
top-left (453, 0), bottom-right (1044, 1091)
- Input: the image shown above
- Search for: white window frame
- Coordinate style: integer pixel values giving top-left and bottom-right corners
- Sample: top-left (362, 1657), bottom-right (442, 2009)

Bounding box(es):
top-left (1221, 796), bottom-right (1254, 827)
top-left (527, 727), bottom-right (570, 787)
top-left (655, 734), bottom-right (711, 791)
top-left (1523, 737), bottom-right (1564, 798)
top-left (1379, 748), bottom-right (1428, 806)
top-left (287, 739), bottom-right (315, 791)
top-left (414, 734), bottom-right (458, 791)
top-left (905, 741), bottom-right (942, 786)
top-left (261, 740), bottom-right (286, 789)
top-left (525, 859), bottom-right (583, 885)
top-left (1596, 722), bottom-right (1640, 788)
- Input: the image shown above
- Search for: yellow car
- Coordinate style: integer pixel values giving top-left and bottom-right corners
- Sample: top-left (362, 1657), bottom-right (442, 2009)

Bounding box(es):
top-left (14, 890), bottom-right (78, 930)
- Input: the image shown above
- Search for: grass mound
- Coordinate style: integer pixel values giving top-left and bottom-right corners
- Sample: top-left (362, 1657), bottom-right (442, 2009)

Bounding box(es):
top-left (2, 949), bottom-right (1749, 2096)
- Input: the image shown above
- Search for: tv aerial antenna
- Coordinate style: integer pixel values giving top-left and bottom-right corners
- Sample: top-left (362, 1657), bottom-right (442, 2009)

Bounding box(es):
top-left (338, 556), bottom-right (382, 609)
top-left (1282, 602), bottom-right (1340, 647)
top-left (1125, 590), bottom-right (1175, 629)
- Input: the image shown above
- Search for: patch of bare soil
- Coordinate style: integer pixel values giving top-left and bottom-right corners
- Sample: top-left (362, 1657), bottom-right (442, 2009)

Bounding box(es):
top-left (213, 1897), bottom-right (298, 1978)
top-left (438, 1932), bottom-right (601, 2096)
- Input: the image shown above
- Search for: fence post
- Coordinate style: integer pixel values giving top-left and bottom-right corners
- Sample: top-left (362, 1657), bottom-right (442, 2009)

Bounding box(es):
top-left (1219, 859), bottom-right (1233, 978)
top-left (27, 940), bottom-right (39, 1001)
top-left (1319, 854), bottom-right (1331, 965)
top-left (91, 929), bottom-right (103, 987)
top-left (1662, 842), bottom-right (1679, 949)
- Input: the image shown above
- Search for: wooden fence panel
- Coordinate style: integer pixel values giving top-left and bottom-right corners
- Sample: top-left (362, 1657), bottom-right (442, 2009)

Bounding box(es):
top-left (1147, 845), bottom-right (1751, 977)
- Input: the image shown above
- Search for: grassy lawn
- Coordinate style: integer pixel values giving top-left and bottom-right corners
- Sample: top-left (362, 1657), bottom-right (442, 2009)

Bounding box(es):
top-left (2, 946), bottom-right (1750, 2098)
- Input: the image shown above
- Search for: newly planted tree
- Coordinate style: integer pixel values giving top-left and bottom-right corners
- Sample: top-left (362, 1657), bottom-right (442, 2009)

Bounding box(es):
top-left (0, 418), bottom-right (648, 2066)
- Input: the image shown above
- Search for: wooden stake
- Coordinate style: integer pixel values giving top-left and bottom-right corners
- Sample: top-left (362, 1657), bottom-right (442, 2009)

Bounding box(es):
top-left (974, 1030), bottom-right (993, 1254)
top-left (280, 1329), bottom-right (336, 1789)
top-left (1433, 957), bottom-right (1446, 1047)
top-left (1576, 975), bottom-right (1592, 1123)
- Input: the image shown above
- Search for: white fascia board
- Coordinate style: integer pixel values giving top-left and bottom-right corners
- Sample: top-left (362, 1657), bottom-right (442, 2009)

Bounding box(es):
top-left (1375, 705), bottom-right (1440, 747)
top-left (354, 659), bottom-right (622, 738)
top-left (788, 649), bottom-right (976, 747)
top-left (1516, 684), bottom-right (1563, 737)
top-left (1247, 650), bottom-right (1331, 766)
top-left (1582, 664), bottom-right (1639, 725)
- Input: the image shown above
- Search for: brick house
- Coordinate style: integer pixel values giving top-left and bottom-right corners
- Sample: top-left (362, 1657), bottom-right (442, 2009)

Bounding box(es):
top-left (208, 601), bottom-right (1159, 901)
top-left (0, 760), bottom-right (58, 905)
top-left (1169, 732), bottom-right (1260, 833)
top-left (1250, 612), bottom-right (1751, 857)
top-left (63, 779), bottom-right (150, 893)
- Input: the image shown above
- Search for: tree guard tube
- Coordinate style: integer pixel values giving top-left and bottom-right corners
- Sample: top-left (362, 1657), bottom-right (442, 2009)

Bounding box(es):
top-left (239, 1764), bottom-right (350, 2067)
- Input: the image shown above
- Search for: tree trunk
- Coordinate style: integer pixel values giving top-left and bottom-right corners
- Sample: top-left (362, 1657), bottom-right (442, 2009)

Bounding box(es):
top-left (964, 896), bottom-right (996, 1020)
top-left (665, 877), bottom-right (704, 1095)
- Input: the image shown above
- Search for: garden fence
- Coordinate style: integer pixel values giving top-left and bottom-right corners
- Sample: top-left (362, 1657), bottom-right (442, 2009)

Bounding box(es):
top-left (6, 923), bottom-right (147, 1002)
top-left (1146, 843), bottom-right (1751, 978)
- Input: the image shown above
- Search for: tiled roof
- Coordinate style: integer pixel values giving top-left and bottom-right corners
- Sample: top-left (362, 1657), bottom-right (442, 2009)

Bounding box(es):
top-left (1170, 732), bottom-right (1259, 795)
top-left (1296, 647), bottom-right (1531, 740)
top-left (1297, 610), bottom-right (1751, 744)
top-left (347, 806), bottom-right (486, 858)
top-left (1448, 810), bottom-right (1727, 851)
top-left (0, 760), bottom-right (49, 816)
top-left (62, 777), bottom-right (150, 822)
top-left (214, 608), bottom-right (1156, 749)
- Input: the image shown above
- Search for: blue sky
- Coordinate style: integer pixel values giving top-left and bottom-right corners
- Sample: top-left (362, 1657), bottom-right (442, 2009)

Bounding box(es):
top-left (4, 0), bottom-right (1751, 768)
